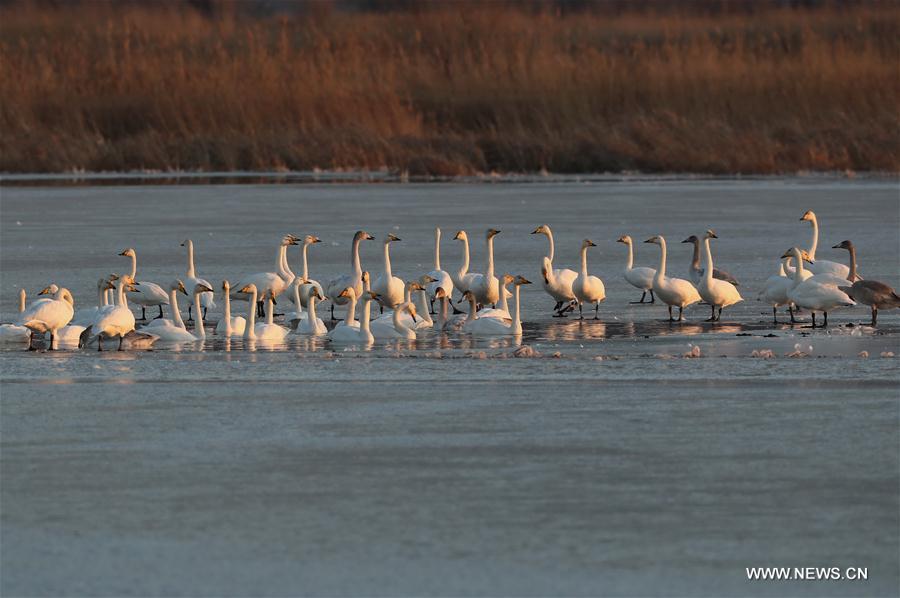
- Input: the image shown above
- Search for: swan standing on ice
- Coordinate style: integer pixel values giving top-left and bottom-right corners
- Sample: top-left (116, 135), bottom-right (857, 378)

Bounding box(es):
top-left (462, 275), bottom-right (531, 336)
top-left (782, 247), bottom-right (855, 328)
top-left (531, 225), bottom-right (577, 315)
top-left (0, 289), bottom-right (31, 344)
top-left (327, 287), bottom-right (375, 345)
top-left (233, 236), bottom-right (299, 317)
top-left (616, 235), bottom-right (656, 303)
top-left (325, 231), bottom-right (375, 320)
top-left (451, 230), bottom-right (479, 301)
top-left (181, 239), bottom-right (215, 322)
top-left (573, 239), bottom-right (606, 320)
top-left (372, 233), bottom-right (405, 313)
top-left (294, 287), bottom-right (327, 335)
top-left (832, 240), bottom-right (900, 326)
top-left (119, 248), bottom-right (169, 320)
top-left (798, 210), bottom-right (853, 278)
top-left (644, 236), bottom-right (701, 321)
top-left (19, 286), bottom-right (74, 349)
top-left (468, 229), bottom-right (501, 308)
top-left (426, 227), bottom-right (455, 312)
top-left (81, 277), bottom-right (156, 350)
top-left (681, 234), bottom-right (740, 286)
top-left (696, 230), bottom-right (742, 321)
top-left (758, 259), bottom-right (797, 324)
top-left (215, 280), bottom-right (246, 337)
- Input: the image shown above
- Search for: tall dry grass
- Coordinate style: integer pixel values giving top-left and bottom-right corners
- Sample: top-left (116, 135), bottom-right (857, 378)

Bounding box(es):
top-left (1, 2), bottom-right (898, 174)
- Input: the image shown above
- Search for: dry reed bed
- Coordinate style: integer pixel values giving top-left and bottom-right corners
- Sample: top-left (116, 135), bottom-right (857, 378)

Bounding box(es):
top-left (1, 4), bottom-right (898, 174)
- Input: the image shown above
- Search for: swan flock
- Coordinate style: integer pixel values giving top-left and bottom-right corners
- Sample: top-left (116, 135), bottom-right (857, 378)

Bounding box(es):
top-left (2, 211), bottom-right (897, 350)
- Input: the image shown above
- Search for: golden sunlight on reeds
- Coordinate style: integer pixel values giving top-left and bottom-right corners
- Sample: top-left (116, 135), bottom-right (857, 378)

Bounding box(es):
top-left (1, 2), bottom-right (898, 174)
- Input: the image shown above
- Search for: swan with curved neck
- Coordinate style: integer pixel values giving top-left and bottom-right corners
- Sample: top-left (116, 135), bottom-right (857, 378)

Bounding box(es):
top-left (799, 210), bottom-right (852, 278)
top-left (180, 239), bottom-right (216, 322)
top-left (468, 229), bottom-right (501, 307)
top-left (644, 235), bottom-right (701, 321)
top-left (119, 248), bottom-right (169, 320)
top-left (372, 233), bottom-right (405, 311)
top-left (292, 235), bottom-right (325, 308)
top-left (696, 230), bottom-right (743, 321)
top-left (463, 276), bottom-right (531, 336)
top-left (372, 280), bottom-right (434, 332)
top-left (531, 225), bottom-right (578, 314)
top-left (325, 231), bottom-right (375, 319)
top-left (616, 235), bottom-right (656, 303)
top-left (427, 227), bottom-right (455, 310)
top-left (573, 239), bottom-right (606, 320)
top-left (368, 292), bottom-right (418, 339)
top-left (452, 230), bottom-right (478, 298)
top-left (142, 280), bottom-right (189, 334)
top-left (832, 240), bottom-right (900, 326)
top-left (782, 246), bottom-right (855, 328)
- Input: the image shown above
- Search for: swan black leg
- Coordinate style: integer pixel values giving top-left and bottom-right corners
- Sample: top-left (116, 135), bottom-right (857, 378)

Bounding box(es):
top-left (871, 307), bottom-right (878, 326)
top-left (772, 306), bottom-right (778, 324)
top-left (48, 333), bottom-right (55, 351)
top-left (823, 312), bottom-right (828, 327)
top-left (156, 305), bottom-right (164, 319)
top-left (203, 307), bottom-right (208, 320)
top-left (668, 305), bottom-right (674, 321)
top-left (118, 335), bottom-right (124, 351)
top-left (97, 337), bottom-right (103, 351)
top-left (630, 291), bottom-right (646, 304)
top-left (187, 305), bottom-right (194, 323)
top-left (717, 307), bottom-right (723, 321)
top-left (707, 304), bottom-right (716, 322)
top-left (140, 306), bottom-right (147, 321)
top-left (577, 303), bottom-right (584, 320)
top-left (678, 306), bottom-right (684, 321)
top-left (811, 312), bottom-right (817, 328)
top-left (649, 290), bottom-right (656, 303)
top-left (330, 303), bottom-right (336, 321)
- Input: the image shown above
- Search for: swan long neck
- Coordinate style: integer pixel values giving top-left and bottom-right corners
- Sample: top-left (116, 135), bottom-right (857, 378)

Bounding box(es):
top-left (18, 289), bottom-right (26, 313)
top-left (415, 290), bottom-right (433, 325)
top-left (171, 289), bottom-right (186, 329)
top-left (186, 241), bottom-right (196, 278)
top-left (791, 248), bottom-right (806, 282)
top-left (690, 239), bottom-right (701, 270)
top-left (244, 288), bottom-right (257, 339)
top-left (360, 297), bottom-right (371, 334)
top-left (223, 286), bottom-right (232, 336)
top-left (437, 296), bottom-right (449, 328)
top-left (486, 235), bottom-right (495, 277)
top-left (302, 243), bottom-right (311, 279)
top-left (281, 244), bottom-right (294, 280)
top-left (128, 253), bottom-right (137, 280)
top-left (433, 228), bottom-right (442, 271)
top-left (293, 282), bottom-right (304, 315)
top-left (624, 240), bottom-right (634, 270)
top-left (96, 284), bottom-right (106, 308)
top-left (656, 237), bottom-right (668, 280)
top-left (512, 284), bottom-right (522, 334)
top-left (194, 293), bottom-right (206, 338)
top-left (580, 246), bottom-right (589, 275)
top-left (807, 215), bottom-right (819, 259)
top-left (308, 294), bottom-right (318, 321)
top-left (117, 279), bottom-right (128, 308)
top-left (277, 245), bottom-right (292, 280)
top-left (382, 241), bottom-right (393, 278)
top-left (392, 305), bottom-right (414, 334)
top-left (847, 245), bottom-right (858, 282)
top-left (498, 283), bottom-right (510, 313)
top-left (265, 295), bottom-right (274, 325)
top-left (545, 229), bottom-right (555, 263)
top-left (466, 296), bottom-right (477, 323)
top-left (459, 236), bottom-right (470, 276)
top-left (351, 236), bottom-right (362, 276)
top-left (703, 238), bottom-right (714, 283)
top-left (345, 290), bottom-right (357, 324)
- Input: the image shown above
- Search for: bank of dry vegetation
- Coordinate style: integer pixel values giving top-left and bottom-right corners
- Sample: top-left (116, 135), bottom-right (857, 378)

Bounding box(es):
top-left (1, 2), bottom-right (898, 174)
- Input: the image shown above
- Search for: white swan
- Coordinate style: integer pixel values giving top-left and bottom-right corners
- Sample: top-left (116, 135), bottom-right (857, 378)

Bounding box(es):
top-left (239, 284), bottom-right (290, 341)
top-left (294, 287), bottom-right (327, 335)
top-left (327, 287), bottom-right (375, 344)
top-left (286, 235), bottom-right (325, 308)
top-left (119, 248), bottom-right (169, 320)
top-left (181, 239), bottom-right (216, 321)
top-left (215, 280), bottom-right (247, 337)
top-left (463, 276), bottom-right (531, 336)
top-left (468, 228), bottom-right (501, 307)
top-left (81, 277), bottom-right (155, 350)
top-left (372, 233), bottom-right (405, 312)
top-left (799, 210), bottom-right (853, 278)
top-left (325, 231), bottom-right (375, 319)
top-left (616, 235), bottom-right (656, 303)
top-left (758, 258), bottom-right (797, 323)
top-left (283, 277), bottom-right (307, 326)
top-left (476, 274), bottom-right (513, 322)
top-left (368, 293), bottom-right (418, 340)
top-left (451, 230), bottom-right (480, 298)
top-left (142, 280), bottom-right (191, 337)
top-left (0, 289), bottom-right (32, 344)
top-left (426, 227), bottom-right (455, 310)
top-left (146, 282), bottom-right (211, 342)
top-left (531, 224), bottom-right (578, 314)
top-left (19, 286), bottom-right (75, 348)
top-left (783, 247), bottom-right (855, 328)
top-left (696, 230), bottom-right (742, 321)
top-left (681, 234), bottom-right (740, 286)
top-left (572, 239), bottom-right (606, 320)
top-left (644, 236), bottom-right (701, 321)
top-left (232, 236), bottom-right (299, 316)
top-left (371, 281), bottom-right (433, 332)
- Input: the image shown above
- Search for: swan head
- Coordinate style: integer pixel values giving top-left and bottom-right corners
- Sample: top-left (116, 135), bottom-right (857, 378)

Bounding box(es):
top-left (582, 239), bottom-right (597, 248)
top-left (385, 233), bottom-right (401, 243)
top-left (420, 274), bottom-right (438, 284)
top-left (644, 236), bottom-right (661, 245)
top-left (407, 281), bottom-right (424, 292)
top-left (616, 235), bottom-right (632, 245)
top-left (171, 280), bottom-right (188, 295)
top-left (118, 248), bottom-right (136, 257)
top-left (368, 290), bottom-right (382, 302)
top-left (179, 239), bottom-right (191, 248)
top-left (800, 210), bottom-right (816, 222)
top-left (361, 271), bottom-right (370, 284)
top-left (222, 280), bottom-right (230, 292)
top-left (501, 273), bottom-right (515, 285)
top-left (193, 282), bottom-right (213, 295)
top-left (453, 230), bottom-right (468, 242)
top-left (515, 276), bottom-right (532, 286)
top-left (304, 235), bottom-right (321, 246)
top-left (354, 231), bottom-right (376, 242)
top-left (239, 283), bottom-right (258, 294)
top-left (704, 229), bottom-right (718, 239)
top-left (38, 284), bottom-right (58, 296)
top-left (311, 288), bottom-right (325, 301)
top-left (832, 240), bottom-right (854, 251)
top-left (531, 225), bottom-right (550, 236)
top-left (434, 287), bottom-right (447, 299)
top-left (780, 247), bottom-right (813, 263)
top-left (282, 235), bottom-right (300, 246)
top-left (338, 287), bottom-right (357, 301)
top-left (458, 290), bottom-right (476, 304)
top-left (486, 228), bottom-right (501, 239)
top-left (681, 235), bottom-right (698, 244)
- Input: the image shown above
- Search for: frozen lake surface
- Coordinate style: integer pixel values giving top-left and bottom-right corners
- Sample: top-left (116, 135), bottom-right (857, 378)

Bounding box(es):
top-left (1, 178), bottom-right (899, 596)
